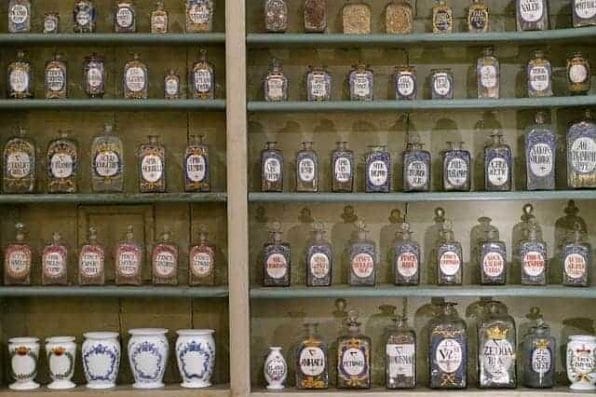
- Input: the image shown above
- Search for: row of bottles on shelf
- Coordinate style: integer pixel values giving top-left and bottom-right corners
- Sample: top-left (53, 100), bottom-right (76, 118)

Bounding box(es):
top-left (263, 49), bottom-right (591, 102)
top-left (3, 223), bottom-right (218, 286)
top-left (8, 50), bottom-right (216, 100)
top-left (263, 302), bottom-right (596, 391)
top-left (8, 0), bottom-right (215, 34)
top-left (1, 125), bottom-right (212, 194)
top-left (261, 203), bottom-right (591, 287)
top-left (260, 110), bottom-right (596, 192)
top-left (264, 0), bottom-right (596, 33)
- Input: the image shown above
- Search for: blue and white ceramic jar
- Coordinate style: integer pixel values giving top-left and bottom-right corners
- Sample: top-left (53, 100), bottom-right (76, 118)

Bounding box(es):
top-left (176, 329), bottom-right (216, 388)
top-left (128, 328), bottom-right (169, 389)
top-left (82, 332), bottom-right (120, 389)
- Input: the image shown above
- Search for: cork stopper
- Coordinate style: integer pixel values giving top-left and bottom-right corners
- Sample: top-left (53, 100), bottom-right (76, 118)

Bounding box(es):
top-left (58, 129), bottom-right (70, 139)
top-left (407, 132), bottom-right (423, 150)
top-left (15, 126), bottom-right (27, 137)
top-left (270, 58), bottom-right (282, 72)
top-left (352, 61), bottom-right (368, 71)
top-left (155, 1), bottom-right (164, 10)
top-left (15, 223), bottom-right (25, 242)
top-left (88, 226), bottom-right (98, 243)
top-left (132, 53), bottom-right (140, 61)
top-left (535, 111), bottom-right (547, 124)
top-left (167, 69), bottom-right (178, 77)
top-left (368, 145), bottom-right (387, 152)
top-left (303, 322), bottom-right (319, 337)
top-left (389, 209), bottom-right (403, 224)
top-left (442, 301), bottom-right (458, 315)
top-left (584, 108), bottom-right (593, 120)
top-left (341, 205), bottom-right (358, 223)
top-left (53, 53), bottom-right (64, 62)
top-left (334, 298), bottom-right (347, 316)
top-left (392, 314), bottom-right (408, 329)
top-left (487, 300), bottom-right (504, 315)
top-left (379, 304), bottom-right (396, 316)
top-left (478, 216), bottom-right (492, 225)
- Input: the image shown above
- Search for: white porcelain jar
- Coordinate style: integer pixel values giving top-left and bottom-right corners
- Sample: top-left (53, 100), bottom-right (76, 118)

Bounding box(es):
top-left (82, 331), bottom-right (121, 389)
top-left (264, 346), bottom-right (287, 390)
top-left (46, 336), bottom-right (77, 390)
top-left (128, 328), bottom-right (169, 389)
top-left (567, 334), bottom-right (596, 391)
top-left (8, 337), bottom-right (40, 390)
top-left (175, 329), bottom-right (216, 388)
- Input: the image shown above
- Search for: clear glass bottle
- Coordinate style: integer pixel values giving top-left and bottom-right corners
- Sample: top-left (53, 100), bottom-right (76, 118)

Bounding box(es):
top-left (477, 47), bottom-right (499, 99)
top-left (403, 134), bottom-right (431, 192)
top-left (73, 0), bottom-right (96, 33)
top-left (190, 49), bottom-right (215, 100)
top-left (4, 223), bottom-right (32, 286)
top-left (305, 223), bottom-right (333, 287)
top-left (349, 220), bottom-right (377, 286)
top-left (430, 68), bottom-right (454, 99)
top-left (385, 0), bottom-right (414, 34)
top-left (443, 141), bottom-right (471, 192)
top-left (3, 127), bottom-right (35, 194)
top-left (484, 130), bottom-right (512, 191)
top-left (261, 141), bottom-right (284, 192)
top-left (296, 141), bottom-right (319, 192)
top-left (468, 0), bottom-right (489, 32)
top-left (138, 135), bottom-right (166, 193)
top-left (45, 54), bottom-right (67, 99)
top-left (385, 315), bottom-right (416, 389)
top-left (348, 63), bottom-right (374, 101)
top-left (296, 323), bottom-right (329, 389)
top-left (437, 222), bottom-right (463, 286)
top-left (567, 109), bottom-right (596, 189)
top-left (480, 229), bottom-right (507, 285)
top-left (8, 0), bottom-right (31, 33)
top-left (152, 231), bottom-right (178, 285)
top-left (567, 52), bottom-right (591, 95)
top-left (91, 124), bottom-right (124, 193)
top-left (123, 53), bottom-right (148, 99)
top-left (527, 50), bottom-right (553, 97)
top-left (573, 0), bottom-right (596, 27)
top-left (562, 223), bottom-right (591, 287)
top-left (428, 302), bottom-right (467, 389)
top-left (516, 0), bottom-right (548, 31)
top-left (306, 66), bottom-right (332, 101)
top-left (186, 0), bottom-right (214, 32)
top-left (525, 111), bottom-right (556, 191)
top-left (78, 226), bottom-right (105, 286)
top-left (7, 50), bottom-right (33, 99)
top-left (83, 53), bottom-right (105, 98)
top-left (264, 59), bottom-right (288, 102)
top-left (47, 131), bottom-right (78, 193)
top-left (164, 69), bottom-right (181, 99)
top-left (263, 221), bottom-right (291, 287)
top-left (42, 232), bottom-right (69, 286)
top-left (432, 0), bottom-right (453, 33)
top-left (519, 220), bottom-right (547, 285)
top-left (304, 0), bottom-right (327, 33)
top-left (115, 225), bottom-right (143, 285)
top-left (189, 225), bottom-right (216, 286)
top-left (151, 1), bottom-right (168, 33)
top-left (264, 0), bottom-right (288, 32)
top-left (522, 313), bottom-right (556, 388)
top-left (185, 134), bottom-right (210, 192)
top-left (555, 200), bottom-right (587, 252)
top-left (331, 141), bottom-right (354, 192)
top-left (365, 145), bottom-right (391, 193)
top-left (114, 1), bottom-right (136, 33)
top-left (342, 0), bottom-right (371, 34)
top-left (43, 12), bottom-right (60, 33)
top-left (337, 311), bottom-right (371, 389)
top-left (393, 65), bottom-right (416, 100)
top-left (393, 222), bottom-right (420, 285)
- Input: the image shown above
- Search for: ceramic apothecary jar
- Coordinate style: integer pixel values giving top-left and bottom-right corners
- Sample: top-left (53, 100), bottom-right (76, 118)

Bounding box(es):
top-left (82, 331), bottom-right (121, 389)
top-left (8, 337), bottom-right (40, 390)
top-left (176, 329), bottom-right (216, 388)
top-left (46, 336), bottom-right (77, 390)
top-left (128, 328), bottom-right (169, 389)
top-left (567, 334), bottom-right (596, 391)
top-left (264, 346), bottom-right (287, 390)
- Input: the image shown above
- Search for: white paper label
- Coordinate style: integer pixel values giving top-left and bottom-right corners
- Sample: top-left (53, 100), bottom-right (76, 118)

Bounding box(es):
top-left (406, 160), bottom-right (428, 188)
top-left (352, 253), bottom-right (374, 278)
top-left (125, 67), bottom-right (146, 92)
top-left (523, 251), bottom-right (545, 276)
top-left (10, 5), bottom-right (28, 24)
top-left (267, 78), bottom-right (284, 100)
top-left (6, 151), bottom-right (31, 178)
top-left (80, 251), bottom-right (103, 276)
top-left (439, 251), bottom-right (460, 276)
top-left (266, 253), bottom-right (287, 279)
top-left (165, 77), bottom-right (179, 96)
top-left (141, 154), bottom-right (163, 183)
top-left (154, 251), bottom-right (176, 277)
top-left (94, 151), bottom-right (119, 177)
top-left (529, 66), bottom-right (550, 91)
top-left (189, 4), bottom-right (210, 23)
top-left (298, 158), bottom-right (315, 182)
top-left (116, 6), bottom-right (134, 28)
top-left (309, 253), bottom-right (330, 279)
top-left (117, 248), bottom-right (139, 275)
top-left (87, 67), bottom-right (103, 88)
top-left (299, 347), bottom-right (325, 376)
top-left (44, 17), bottom-right (57, 32)
top-left (50, 153), bottom-right (74, 178)
top-left (397, 252), bottom-right (418, 277)
top-left (186, 154), bottom-right (206, 182)
top-left (433, 73), bottom-right (451, 96)
top-left (397, 74), bottom-right (415, 97)
top-left (482, 339), bottom-right (514, 376)
top-left (342, 348), bottom-right (366, 376)
top-left (353, 73), bottom-right (370, 97)
top-left (368, 160), bottom-right (388, 186)
top-left (482, 252), bottom-right (505, 277)
top-left (447, 158), bottom-right (468, 187)
top-left (529, 143), bottom-right (553, 177)
top-left (387, 344), bottom-right (415, 378)
top-left (310, 75), bottom-right (327, 98)
top-left (263, 158), bottom-right (281, 182)
top-left (565, 253), bottom-right (587, 279)
top-left (519, 0), bottom-right (544, 22)
top-left (488, 157), bottom-right (509, 186)
top-left (44, 252), bottom-right (65, 277)
top-left (46, 67), bottom-right (65, 92)
top-left (334, 157), bottom-right (351, 182)
top-left (436, 339), bottom-right (462, 373)
top-left (9, 70), bottom-right (28, 93)
top-left (575, 0), bottom-right (596, 19)
top-left (480, 65), bottom-right (498, 88)
top-left (76, 10), bottom-right (91, 26)
top-left (7, 250), bottom-right (30, 276)
top-left (570, 64), bottom-right (588, 83)
top-left (571, 137), bottom-right (596, 173)
top-left (532, 347), bottom-right (551, 374)
top-left (194, 70), bottom-right (212, 93)
top-left (191, 252), bottom-right (213, 276)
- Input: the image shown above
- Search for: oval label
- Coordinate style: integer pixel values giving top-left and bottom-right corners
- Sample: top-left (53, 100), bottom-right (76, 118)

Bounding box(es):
top-left (125, 67), bottom-right (146, 92)
top-left (368, 160), bottom-right (388, 186)
top-left (6, 151), bottom-right (31, 178)
top-left (439, 251), bottom-right (460, 276)
top-left (488, 157), bottom-right (509, 186)
top-left (529, 66), bottom-right (550, 92)
top-left (263, 158), bottom-right (281, 182)
top-left (352, 253), bottom-right (374, 278)
top-left (266, 253), bottom-right (287, 279)
top-left (309, 252), bottom-right (330, 279)
top-left (141, 154), bottom-right (163, 183)
top-left (435, 338), bottom-right (462, 373)
top-left (50, 153), bottom-right (74, 178)
top-left (447, 157), bottom-right (468, 187)
top-left (570, 137), bottom-right (596, 173)
top-left (298, 158), bottom-right (316, 182)
top-left (341, 348), bottom-right (366, 376)
top-left (565, 253), bottom-right (587, 279)
top-left (482, 252), bottom-right (505, 277)
top-left (519, 0), bottom-right (544, 22)
top-left (529, 143), bottom-right (553, 177)
top-left (523, 251), bottom-right (545, 276)
top-left (397, 252), bottom-right (418, 277)
top-left (334, 157), bottom-right (351, 182)
top-left (299, 347), bottom-right (325, 376)
top-left (406, 160), bottom-right (428, 188)
top-left (186, 154), bottom-right (206, 182)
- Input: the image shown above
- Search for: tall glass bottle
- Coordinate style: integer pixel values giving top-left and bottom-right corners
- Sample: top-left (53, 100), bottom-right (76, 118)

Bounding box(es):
top-left (567, 52), bottom-right (591, 95)
top-left (138, 135), bottom-right (166, 193)
top-left (385, 0), bottom-right (413, 34)
top-left (348, 63), bottom-right (374, 101)
top-left (114, 1), bottom-right (136, 33)
top-left (296, 141), bottom-right (318, 192)
top-left (342, 0), bottom-right (371, 34)
top-left (304, 0), bottom-right (327, 33)
top-left (573, 0), bottom-right (596, 27)
top-left (365, 146), bottom-right (391, 193)
top-left (305, 223), bottom-right (333, 287)
top-left (432, 0), bottom-right (453, 33)
top-left (516, 0), bottom-right (548, 31)
top-left (484, 130), bottom-right (512, 191)
top-left (480, 229), bottom-right (507, 285)
top-left (73, 0), bottom-right (96, 33)
top-left (295, 323), bottom-right (329, 389)
top-left (443, 141), bottom-right (471, 192)
top-left (385, 315), bottom-right (416, 389)
top-left (150, 1), bottom-right (168, 33)
top-left (190, 49), bottom-right (215, 100)
top-left (261, 141), bottom-right (283, 192)
top-left (519, 220), bottom-right (547, 285)
top-left (4, 223), bottom-right (32, 286)
top-left (306, 66), bottom-right (332, 101)
top-left (83, 53), bottom-right (105, 98)
top-left (403, 135), bottom-right (431, 192)
top-left (331, 142), bottom-right (354, 192)
top-left (42, 232), bottom-right (69, 286)
top-left (3, 127), bottom-right (35, 194)
top-left (393, 222), bottom-right (420, 286)
top-left (184, 135), bottom-right (210, 192)
top-left (78, 226), bottom-right (105, 286)
top-left (47, 131), bottom-right (78, 193)
top-left (45, 54), bottom-right (67, 99)
top-left (264, 0), bottom-right (288, 32)
top-left (91, 124), bottom-right (124, 193)
top-left (263, 222), bottom-right (291, 287)
top-left (522, 313), bottom-right (556, 388)
top-left (477, 47), bottom-right (499, 99)
top-left (264, 59), bottom-right (288, 102)
top-left (152, 231), bottom-right (178, 285)
top-left (562, 223), bottom-right (591, 287)
top-left (123, 54), bottom-right (148, 99)
top-left (8, 50), bottom-right (32, 99)
top-left (567, 109), bottom-right (596, 189)
top-left (189, 225), bottom-right (216, 286)
top-left (8, 0), bottom-right (31, 33)
top-left (525, 111), bottom-right (556, 191)
top-left (115, 225), bottom-right (143, 285)
top-left (468, 0), bottom-right (489, 32)
top-left (337, 311), bottom-right (371, 389)
top-left (349, 220), bottom-right (377, 286)
top-left (527, 50), bottom-right (553, 98)
top-left (186, 0), bottom-right (214, 32)
top-left (437, 221), bottom-right (463, 286)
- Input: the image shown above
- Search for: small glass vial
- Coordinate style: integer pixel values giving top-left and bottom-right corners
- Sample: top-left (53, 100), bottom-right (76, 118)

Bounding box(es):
top-left (331, 141), bottom-right (354, 192)
top-left (468, 0), bottom-right (489, 32)
top-left (433, 0), bottom-right (453, 33)
top-left (349, 220), bottom-right (377, 286)
top-left (567, 109), bottom-right (596, 189)
top-left (484, 130), bottom-right (512, 191)
top-left (573, 0), bottom-right (596, 27)
top-left (516, 0), bottom-right (548, 31)
top-left (83, 53), bottom-right (105, 98)
top-left (567, 52), bottom-right (591, 95)
top-left (342, 0), bottom-right (371, 34)
top-left (519, 220), bottom-right (547, 286)
top-left (385, 0), bottom-right (414, 34)
top-left (562, 223), bottom-right (591, 287)
top-left (8, 0), bottom-right (31, 33)
top-left (264, 0), bottom-right (288, 32)
top-left (437, 222), bottom-right (463, 286)
top-left (477, 47), bottom-right (499, 99)
top-left (190, 49), bottom-right (215, 100)
top-left (186, 0), bottom-right (214, 32)
top-left (47, 131), bottom-right (78, 193)
top-left (337, 311), bottom-right (371, 389)
top-left (114, 1), bottom-right (136, 33)
top-left (431, 68), bottom-right (454, 99)
top-left (403, 135), bottom-right (431, 192)
top-left (185, 135), bottom-right (210, 192)
top-left (164, 69), bottom-right (181, 99)
top-left (443, 141), bottom-right (471, 192)
top-left (522, 313), bottom-right (555, 388)
top-left (3, 127), bottom-right (35, 194)
top-left (296, 323), bottom-right (329, 389)
top-left (263, 221), bottom-right (291, 287)
top-left (73, 0), bottom-right (96, 33)
top-left (393, 65), bottom-right (416, 100)
top-left (78, 226), bottom-right (105, 286)
top-left (43, 13), bottom-right (60, 34)
top-left (261, 141), bottom-right (284, 192)
top-left (480, 229), bottom-right (507, 285)
top-left (151, 1), bottom-right (168, 33)
top-left (306, 66), bottom-right (332, 101)
top-left (385, 315), bottom-right (416, 389)
top-left (138, 135), bottom-right (166, 193)
top-left (527, 50), bottom-right (553, 98)
top-left (264, 59), bottom-right (288, 102)
top-left (4, 223), bottom-right (32, 286)
top-left (525, 111), bottom-right (556, 191)
top-left (305, 223), bottom-right (333, 287)
top-left (393, 222), bottom-right (420, 286)
top-left (304, 0), bottom-right (327, 33)
top-left (296, 141), bottom-right (318, 192)
top-left (45, 54), bottom-right (67, 99)
top-left (91, 124), bottom-right (124, 193)
top-left (8, 50), bottom-right (33, 99)
top-left (152, 231), bottom-right (178, 285)
top-left (115, 226), bottom-right (143, 285)
top-left (124, 54), bottom-right (148, 99)
top-left (42, 232), bottom-right (69, 286)
top-left (349, 63), bottom-right (374, 101)
top-left (189, 225), bottom-right (216, 286)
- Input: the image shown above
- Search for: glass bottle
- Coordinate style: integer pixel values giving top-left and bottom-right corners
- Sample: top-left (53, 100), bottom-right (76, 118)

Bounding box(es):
top-left (403, 134), bottom-right (431, 192)
top-left (152, 231), bottom-right (178, 285)
top-left (43, 13), bottom-right (60, 34)
top-left (306, 66), bottom-right (332, 101)
top-left (115, 225), bottom-right (143, 285)
top-left (190, 49), bottom-right (215, 100)
top-left (484, 130), bottom-right (512, 191)
top-left (516, 0), bottom-right (548, 31)
top-left (468, 0), bottom-right (489, 32)
top-left (555, 200), bottom-right (587, 253)
top-left (4, 223), bottom-right (32, 286)
top-left (385, 315), bottom-right (416, 389)
top-left (261, 141), bottom-right (284, 192)
top-left (151, 1), bottom-right (168, 33)
top-left (478, 301), bottom-right (517, 388)
top-left (437, 222), bottom-right (463, 286)
top-left (349, 220), bottom-right (377, 286)
top-left (83, 53), bottom-right (105, 99)
top-left (527, 50), bottom-right (553, 97)
top-left (385, 0), bottom-right (414, 34)
top-left (522, 314), bottom-right (556, 388)
top-left (78, 226), bottom-right (105, 286)
top-left (432, 0), bottom-right (453, 33)
top-left (91, 124), bottom-right (124, 193)
top-left (428, 302), bottom-right (467, 389)
top-left (264, 59), bottom-right (288, 102)
top-left (567, 52), bottom-right (591, 95)
top-left (348, 63), bottom-right (374, 101)
top-left (73, 0), bottom-right (96, 33)
top-left (164, 69), bottom-right (181, 99)
top-left (519, 220), bottom-right (547, 285)
top-left (393, 222), bottom-right (420, 286)
top-left (525, 111), bottom-right (556, 191)
top-left (42, 232), bottom-right (68, 286)
top-left (331, 142), bottom-right (354, 192)
top-left (443, 141), bottom-right (471, 192)
top-left (264, 0), bottom-right (288, 33)
top-left (138, 135), bottom-right (166, 193)
top-left (477, 47), bottom-right (499, 99)
top-left (295, 323), bottom-right (329, 389)
top-left (304, 0), bottom-right (327, 33)
top-left (393, 65), bottom-right (416, 100)
top-left (365, 145), bottom-right (391, 193)
top-left (47, 131), bottom-right (78, 194)
top-left (263, 221), bottom-right (291, 287)
top-left (573, 0), bottom-right (596, 27)
top-left (189, 225), bottom-right (216, 286)
top-left (114, 1), bottom-right (136, 33)
top-left (562, 223), bottom-right (591, 287)
top-left (45, 54), bottom-right (67, 99)
top-left (296, 141), bottom-right (318, 192)
top-left (8, 0), bottom-right (31, 33)
top-left (186, 0), bottom-right (214, 32)
top-left (185, 135), bottom-right (210, 192)
top-left (3, 127), bottom-right (35, 194)
top-left (123, 54), bottom-right (148, 99)
top-left (480, 229), bottom-right (507, 285)
top-left (7, 50), bottom-right (33, 99)
top-left (305, 223), bottom-right (333, 287)
top-left (430, 68), bottom-right (454, 99)
top-left (337, 311), bottom-right (371, 389)
top-left (342, 0), bottom-right (371, 34)
top-left (567, 109), bottom-right (596, 189)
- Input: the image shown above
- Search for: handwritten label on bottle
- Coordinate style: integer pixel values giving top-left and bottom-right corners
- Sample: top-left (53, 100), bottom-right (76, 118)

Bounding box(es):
top-left (266, 253), bottom-right (287, 279)
top-left (397, 74), bottom-right (415, 97)
top-left (46, 67), bottom-right (65, 92)
top-left (575, 0), bottom-right (596, 18)
top-left (480, 65), bottom-right (498, 88)
top-left (570, 137), bottom-right (596, 173)
top-left (439, 251), bottom-right (461, 276)
top-left (125, 67), bottom-right (146, 92)
top-left (482, 252), bottom-right (505, 277)
top-left (523, 251), bottom-right (545, 276)
top-left (9, 69), bottom-right (28, 93)
top-left (387, 344), bottom-right (415, 377)
top-left (433, 73), bottom-right (451, 96)
top-left (7, 151), bottom-right (31, 178)
top-left (298, 158), bottom-right (315, 182)
top-left (299, 347), bottom-right (325, 376)
top-left (368, 160), bottom-right (388, 186)
top-left (529, 143), bottom-right (553, 177)
top-left (334, 157), bottom-right (351, 182)
top-left (532, 346), bottom-right (551, 374)
top-left (50, 153), bottom-right (74, 178)
top-left (352, 253), bottom-right (374, 278)
top-left (488, 157), bottom-right (509, 186)
top-left (529, 66), bottom-right (550, 91)
top-left (186, 154), bottom-right (206, 182)
top-left (141, 154), bottom-right (163, 183)
top-left (309, 253), bottom-right (330, 279)
top-left (436, 339), bottom-right (463, 373)
top-left (190, 250), bottom-right (213, 276)
top-left (117, 244), bottom-right (140, 275)
top-left (397, 252), bottom-right (418, 277)
top-left (565, 253), bottom-right (587, 279)
top-left (263, 158), bottom-right (281, 182)
top-left (519, 0), bottom-right (544, 22)
top-left (342, 348), bottom-right (366, 376)
top-left (406, 160), bottom-right (428, 188)
top-left (447, 158), bottom-right (468, 187)
top-left (80, 247), bottom-right (104, 277)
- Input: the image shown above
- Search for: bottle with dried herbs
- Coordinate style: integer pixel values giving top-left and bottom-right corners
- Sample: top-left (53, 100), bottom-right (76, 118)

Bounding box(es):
top-left (331, 141), bottom-right (354, 192)
top-left (433, 0), bottom-right (453, 33)
top-left (342, 0), bottom-right (371, 34)
top-left (468, 0), bottom-right (489, 32)
top-left (567, 52), bottom-right (591, 95)
top-left (385, 0), bottom-right (413, 34)
top-left (78, 226), bottom-right (105, 286)
top-left (45, 54), bottom-right (67, 100)
top-left (525, 111), bottom-right (556, 191)
top-left (8, 0), bottom-right (31, 33)
top-left (190, 49), bottom-right (215, 100)
top-left (385, 315), bottom-right (416, 389)
top-left (306, 66), bottom-right (332, 101)
top-left (365, 145), bottom-right (391, 193)
top-left (443, 141), bottom-right (471, 192)
top-left (437, 222), bottom-right (463, 286)
top-left (265, 0), bottom-right (288, 32)
top-left (3, 127), bottom-right (35, 194)
top-left (349, 220), bottom-right (377, 286)
top-left (305, 223), bottom-right (333, 287)
top-left (337, 311), bottom-right (371, 389)
top-left (295, 323), bottom-right (329, 389)
top-left (522, 314), bottom-right (555, 388)
top-left (4, 223), bottom-right (32, 286)
top-left (138, 135), bottom-right (166, 193)
top-left (477, 47), bottom-right (499, 99)
top-left (152, 231), bottom-right (178, 285)
top-left (403, 134), bottom-right (431, 192)
top-left (43, 13), bottom-right (60, 33)
top-left (480, 229), bottom-right (507, 285)
top-left (393, 65), bottom-right (416, 100)
top-left (263, 222), bottom-right (291, 287)
top-left (393, 222), bottom-right (420, 286)
top-left (573, 0), bottom-right (596, 27)
top-left (264, 59), bottom-right (288, 101)
top-left (151, 1), bottom-right (168, 33)
top-left (164, 69), bottom-right (181, 99)
top-left (83, 53), bottom-right (105, 98)
top-left (484, 130), bottom-right (512, 191)
top-left (527, 50), bottom-right (553, 97)
top-left (189, 225), bottom-right (216, 286)
top-left (261, 141), bottom-right (284, 192)
top-left (8, 50), bottom-right (32, 99)
top-left (186, 0), bottom-right (214, 32)
top-left (73, 0), bottom-right (96, 33)
top-left (431, 68), bottom-right (453, 99)
top-left (47, 131), bottom-right (78, 193)
top-left (348, 63), bottom-right (374, 101)
top-left (42, 232), bottom-right (69, 286)
top-left (296, 141), bottom-right (318, 192)
top-left (114, 1), bottom-right (136, 33)
top-left (516, 0), bottom-right (548, 31)
top-left (562, 223), bottom-right (591, 287)
top-left (91, 124), bottom-right (124, 193)
top-left (304, 0), bottom-right (327, 33)
top-left (519, 220), bottom-right (547, 286)
top-left (185, 135), bottom-right (210, 192)
top-left (115, 226), bottom-right (143, 285)
top-left (567, 109), bottom-right (596, 189)
top-left (123, 53), bottom-right (148, 99)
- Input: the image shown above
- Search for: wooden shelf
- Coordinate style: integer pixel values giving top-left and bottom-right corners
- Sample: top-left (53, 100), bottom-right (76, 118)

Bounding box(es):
top-left (250, 387), bottom-right (576, 396)
top-left (0, 286), bottom-right (229, 298)
top-left (0, 33), bottom-right (226, 46)
top-left (0, 384), bottom-right (230, 396)
top-left (0, 192), bottom-right (227, 205)
top-left (0, 99), bottom-right (226, 111)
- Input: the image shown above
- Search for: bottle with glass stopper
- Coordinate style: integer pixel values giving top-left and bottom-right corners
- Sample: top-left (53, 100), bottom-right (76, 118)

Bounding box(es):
top-left (519, 219), bottom-right (547, 286)
top-left (331, 141), bottom-right (354, 192)
top-left (484, 130), bottom-right (512, 191)
top-left (525, 111), bottom-right (556, 191)
top-left (4, 223), bottom-right (32, 286)
top-left (337, 310), bottom-right (371, 389)
top-left (437, 221), bottom-right (463, 286)
top-left (263, 221), bottom-right (291, 287)
top-left (264, 59), bottom-right (288, 102)
top-left (152, 231), bottom-right (178, 285)
top-left (349, 220), bottom-right (377, 286)
top-left (522, 309), bottom-right (556, 388)
top-left (261, 141), bottom-right (284, 192)
top-left (3, 127), bottom-right (36, 194)
top-left (42, 232), bottom-right (69, 286)
top-left (305, 222), bottom-right (333, 287)
top-left (189, 225), bottom-right (217, 286)
top-left (295, 322), bottom-right (329, 389)
top-left (115, 225), bottom-right (143, 285)
top-left (562, 222), bottom-right (591, 287)
top-left (393, 222), bottom-right (420, 286)
top-left (385, 315), bottom-right (416, 389)
top-left (480, 229), bottom-right (507, 285)
top-left (443, 141), bottom-right (471, 192)
top-left (567, 109), bottom-right (596, 189)
top-left (403, 134), bottom-right (431, 192)
top-left (296, 141), bottom-right (318, 192)
top-left (78, 226), bottom-right (105, 286)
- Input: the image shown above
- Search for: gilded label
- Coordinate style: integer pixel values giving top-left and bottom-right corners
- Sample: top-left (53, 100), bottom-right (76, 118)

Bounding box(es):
top-left (116, 6), bottom-right (134, 28)
top-left (6, 151), bottom-right (31, 178)
top-left (94, 151), bottom-right (120, 177)
top-left (194, 69), bottom-right (212, 93)
top-left (532, 346), bottom-right (551, 374)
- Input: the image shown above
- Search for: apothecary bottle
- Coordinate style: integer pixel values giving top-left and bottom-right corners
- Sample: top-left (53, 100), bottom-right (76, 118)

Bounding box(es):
top-left (516, 0), bottom-right (548, 31)
top-left (385, 315), bottom-right (416, 389)
top-left (185, 135), bottom-right (210, 192)
top-left (3, 127), bottom-right (35, 194)
top-left (264, 59), bottom-right (288, 102)
top-left (151, 1), bottom-right (168, 33)
top-left (43, 13), bottom-right (60, 34)
top-left (393, 222), bottom-right (420, 286)
top-left (567, 109), bottom-right (596, 188)
top-left (349, 63), bottom-right (374, 101)
top-left (152, 231), bottom-right (178, 285)
top-left (527, 50), bottom-right (553, 97)
top-left (296, 141), bottom-right (318, 192)
top-left (342, 0), bottom-right (371, 34)
top-left (365, 146), bottom-right (391, 193)
top-left (484, 130), bottom-right (512, 191)
top-left (8, 0), bottom-right (31, 33)
top-left (47, 131), bottom-right (78, 193)
top-left (562, 223), bottom-right (591, 287)
top-left (73, 0), bottom-right (96, 33)
top-left (304, 0), bottom-right (327, 33)
top-left (264, 0), bottom-right (288, 32)
top-left (477, 47), bottom-right (499, 99)
top-left (443, 141), bottom-right (471, 192)
top-left (337, 311), bottom-right (371, 389)
top-left (393, 65), bottom-right (416, 100)
top-left (331, 142), bottom-right (354, 192)
top-left (78, 226), bottom-right (105, 286)
top-left (432, 0), bottom-right (453, 33)
top-left (42, 232), bottom-right (68, 286)
top-left (261, 142), bottom-right (283, 192)
top-left (437, 223), bottom-right (463, 285)
top-left (519, 220), bottom-right (547, 285)
top-left (385, 0), bottom-right (413, 34)
top-left (525, 111), bottom-right (556, 191)
top-left (478, 301), bottom-right (516, 388)
top-left (83, 53), bottom-right (105, 98)
top-left (567, 52), bottom-right (591, 95)
top-left (114, 1), bottom-right (136, 33)
top-left (8, 50), bottom-right (32, 99)
top-left (164, 69), bottom-right (181, 99)
top-left (189, 225), bottom-right (216, 286)
top-left (190, 49), bottom-right (215, 100)
top-left (480, 229), bottom-right (507, 285)
top-left (91, 124), bottom-right (124, 193)
top-left (306, 66), bottom-right (332, 101)
top-left (263, 222), bottom-right (291, 287)
top-left (4, 223), bottom-right (32, 286)
top-left (306, 223), bottom-right (333, 287)
top-left (138, 135), bottom-right (166, 193)
top-left (431, 68), bottom-right (453, 99)
top-left (45, 54), bottom-right (67, 99)
top-left (186, 0), bottom-right (214, 32)
top-left (428, 302), bottom-right (467, 389)
top-left (522, 314), bottom-right (556, 388)
top-left (115, 226), bottom-right (143, 285)
top-left (123, 54), bottom-right (148, 99)
top-left (468, 0), bottom-right (489, 32)
top-left (349, 220), bottom-right (377, 286)
top-left (403, 135), bottom-right (431, 192)
top-left (296, 323), bottom-right (329, 389)
top-left (573, 0), bottom-right (596, 27)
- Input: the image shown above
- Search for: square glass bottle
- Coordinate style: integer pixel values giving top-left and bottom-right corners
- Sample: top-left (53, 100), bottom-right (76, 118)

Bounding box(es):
top-left (304, 0), bottom-right (327, 33)
top-left (468, 0), bottom-right (489, 32)
top-left (305, 223), bottom-right (333, 287)
top-left (263, 222), bottom-right (291, 287)
top-left (264, 59), bottom-right (288, 102)
top-left (525, 111), bottom-right (556, 191)
top-left (527, 50), bottom-right (553, 98)
top-left (477, 47), bottom-right (499, 99)
top-left (152, 231), bottom-right (178, 285)
top-left (365, 145), bottom-right (391, 193)
top-left (337, 311), bottom-right (371, 388)
top-left (78, 226), bottom-right (105, 286)
top-left (480, 229), bottom-right (507, 285)
top-left (432, 0), bottom-right (453, 33)
top-left (331, 141), bottom-right (354, 192)
top-left (519, 220), bottom-right (547, 286)
top-left (8, 50), bottom-right (33, 99)
top-left (123, 53), bottom-right (148, 99)
top-left (115, 226), bottom-right (143, 285)
top-left (348, 63), bottom-right (374, 101)
top-left (4, 223), bottom-right (32, 286)
top-left (42, 232), bottom-right (69, 286)
top-left (385, 315), bottom-right (416, 389)
top-left (403, 135), bottom-right (431, 192)
top-left (430, 68), bottom-right (453, 99)
top-left (393, 222), bottom-right (420, 285)
top-left (437, 221), bottom-right (463, 286)
top-left (516, 0), bottom-right (548, 31)
top-left (562, 223), bottom-right (591, 287)
top-left (296, 141), bottom-right (318, 192)
top-left (73, 0), bottom-right (96, 33)
top-left (8, 0), bottom-right (31, 33)
top-left (306, 66), bottom-right (332, 101)
top-left (45, 54), bottom-right (67, 99)
top-left (186, 0), bottom-right (214, 32)
top-left (138, 135), bottom-right (166, 193)
top-left (3, 127), bottom-right (35, 194)
top-left (189, 225), bottom-right (216, 286)
top-left (184, 135), bottom-right (210, 192)
top-left (47, 131), bottom-right (78, 194)
top-left (393, 65), bottom-right (416, 100)
top-left (261, 141), bottom-right (284, 192)
top-left (443, 141), bottom-right (471, 192)
top-left (151, 1), bottom-right (168, 33)
top-left (91, 124), bottom-right (124, 193)
top-left (264, 0), bottom-right (288, 32)
top-left (567, 109), bottom-right (596, 188)
top-left (349, 220), bottom-right (376, 286)
top-left (114, 1), bottom-right (136, 33)
top-left (296, 323), bottom-right (329, 389)
top-left (484, 130), bottom-right (512, 191)
top-left (190, 49), bottom-right (215, 100)
top-left (573, 0), bottom-right (596, 27)
top-left (385, 1), bottom-right (413, 34)
top-left (567, 52), bottom-right (591, 95)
